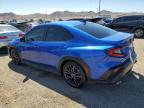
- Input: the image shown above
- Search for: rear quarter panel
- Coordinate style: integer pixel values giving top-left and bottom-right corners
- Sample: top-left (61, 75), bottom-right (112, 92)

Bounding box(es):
top-left (61, 45), bottom-right (128, 80)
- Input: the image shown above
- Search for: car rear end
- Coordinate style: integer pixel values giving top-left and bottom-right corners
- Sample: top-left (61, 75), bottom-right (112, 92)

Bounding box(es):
top-left (99, 32), bottom-right (137, 83)
top-left (74, 21), bottom-right (137, 83)
top-left (0, 24), bottom-right (24, 52)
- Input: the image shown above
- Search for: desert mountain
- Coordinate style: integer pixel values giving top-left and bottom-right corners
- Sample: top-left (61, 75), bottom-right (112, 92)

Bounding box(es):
top-left (0, 10), bottom-right (143, 21)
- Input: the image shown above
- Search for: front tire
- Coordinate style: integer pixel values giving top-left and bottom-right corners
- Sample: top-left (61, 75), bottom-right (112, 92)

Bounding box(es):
top-left (62, 61), bottom-right (87, 88)
top-left (10, 49), bottom-right (21, 65)
top-left (134, 28), bottom-right (144, 38)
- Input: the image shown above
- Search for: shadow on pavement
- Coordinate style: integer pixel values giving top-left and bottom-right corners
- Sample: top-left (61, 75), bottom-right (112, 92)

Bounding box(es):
top-left (8, 61), bottom-right (144, 108)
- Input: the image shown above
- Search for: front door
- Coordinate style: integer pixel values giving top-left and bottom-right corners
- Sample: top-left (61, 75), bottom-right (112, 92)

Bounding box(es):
top-left (20, 26), bottom-right (46, 63)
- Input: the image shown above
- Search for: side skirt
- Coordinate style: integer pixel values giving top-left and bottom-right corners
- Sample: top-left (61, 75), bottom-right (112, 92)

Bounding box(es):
top-left (22, 59), bottom-right (61, 75)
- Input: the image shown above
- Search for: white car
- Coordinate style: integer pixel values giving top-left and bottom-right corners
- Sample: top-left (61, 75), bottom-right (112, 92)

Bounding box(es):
top-left (0, 24), bottom-right (24, 52)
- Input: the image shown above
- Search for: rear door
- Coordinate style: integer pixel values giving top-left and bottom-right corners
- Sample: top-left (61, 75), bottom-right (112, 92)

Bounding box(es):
top-left (20, 26), bottom-right (46, 63)
top-left (38, 25), bottom-right (73, 68)
top-left (111, 16), bottom-right (142, 32)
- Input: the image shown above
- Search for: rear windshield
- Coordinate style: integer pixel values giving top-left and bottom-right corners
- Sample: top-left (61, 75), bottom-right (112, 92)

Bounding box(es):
top-left (75, 22), bottom-right (117, 39)
top-left (0, 25), bottom-right (19, 32)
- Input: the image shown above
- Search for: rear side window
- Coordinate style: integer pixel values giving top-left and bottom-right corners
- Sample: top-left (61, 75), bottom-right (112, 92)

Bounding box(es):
top-left (46, 26), bottom-right (73, 41)
top-left (75, 22), bottom-right (117, 39)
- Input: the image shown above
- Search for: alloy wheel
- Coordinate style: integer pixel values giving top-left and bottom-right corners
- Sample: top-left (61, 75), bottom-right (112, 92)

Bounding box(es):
top-left (134, 29), bottom-right (144, 38)
top-left (63, 62), bottom-right (86, 88)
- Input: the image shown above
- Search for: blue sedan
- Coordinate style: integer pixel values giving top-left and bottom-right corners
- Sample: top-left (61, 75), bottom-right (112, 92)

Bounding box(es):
top-left (8, 21), bottom-right (137, 88)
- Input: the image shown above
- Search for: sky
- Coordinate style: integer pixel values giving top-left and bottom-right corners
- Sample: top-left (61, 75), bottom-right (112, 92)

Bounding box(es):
top-left (0, 0), bottom-right (143, 15)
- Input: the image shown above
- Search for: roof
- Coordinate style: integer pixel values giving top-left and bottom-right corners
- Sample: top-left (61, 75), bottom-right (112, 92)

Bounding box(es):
top-left (119, 15), bottom-right (144, 18)
top-left (42, 21), bottom-right (84, 27)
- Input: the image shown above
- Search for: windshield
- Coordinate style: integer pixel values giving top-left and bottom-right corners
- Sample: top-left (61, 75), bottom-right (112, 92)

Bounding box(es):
top-left (75, 22), bottom-right (117, 39)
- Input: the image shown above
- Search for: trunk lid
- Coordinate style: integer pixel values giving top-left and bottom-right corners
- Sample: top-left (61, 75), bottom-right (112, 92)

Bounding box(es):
top-left (101, 32), bottom-right (134, 47)
top-left (101, 32), bottom-right (136, 62)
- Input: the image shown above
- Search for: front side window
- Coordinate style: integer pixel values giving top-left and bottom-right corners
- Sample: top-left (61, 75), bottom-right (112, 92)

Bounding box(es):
top-left (26, 26), bottom-right (45, 41)
top-left (46, 26), bottom-right (73, 41)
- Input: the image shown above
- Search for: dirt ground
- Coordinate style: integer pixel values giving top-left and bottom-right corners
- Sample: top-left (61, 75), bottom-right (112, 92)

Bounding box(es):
top-left (0, 39), bottom-right (144, 108)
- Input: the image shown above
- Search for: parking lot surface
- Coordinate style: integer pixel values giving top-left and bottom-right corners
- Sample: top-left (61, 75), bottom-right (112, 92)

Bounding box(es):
top-left (0, 39), bottom-right (144, 108)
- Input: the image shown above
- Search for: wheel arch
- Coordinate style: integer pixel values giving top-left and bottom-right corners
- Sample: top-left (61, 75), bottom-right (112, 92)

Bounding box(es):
top-left (132, 26), bottom-right (144, 32)
top-left (57, 56), bottom-right (91, 79)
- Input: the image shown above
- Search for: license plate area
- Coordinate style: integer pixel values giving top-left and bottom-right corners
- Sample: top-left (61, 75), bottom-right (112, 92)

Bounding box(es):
top-left (129, 49), bottom-right (134, 63)
top-left (128, 43), bottom-right (136, 63)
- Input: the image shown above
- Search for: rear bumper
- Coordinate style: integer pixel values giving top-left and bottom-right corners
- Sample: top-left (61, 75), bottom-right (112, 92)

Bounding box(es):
top-left (98, 58), bottom-right (137, 84)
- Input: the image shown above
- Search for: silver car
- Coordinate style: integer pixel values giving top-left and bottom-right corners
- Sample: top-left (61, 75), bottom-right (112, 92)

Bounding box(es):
top-left (0, 24), bottom-right (24, 52)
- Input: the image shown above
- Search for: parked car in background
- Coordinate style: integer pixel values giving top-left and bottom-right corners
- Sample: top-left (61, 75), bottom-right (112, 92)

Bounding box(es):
top-left (102, 17), bottom-right (113, 24)
top-left (0, 21), bottom-right (8, 24)
top-left (88, 17), bottom-right (106, 25)
top-left (0, 24), bottom-right (24, 52)
top-left (8, 21), bottom-right (137, 88)
top-left (9, 22), bottom-right (30, 32)
top-left (27, 22), bottom-right (40, 31)
top-left (68, 17), bottom-right (107, 25)
top-left (107, 15), bottom-right (144, 38)
top-left (88, 17), bottom-right (113, 25)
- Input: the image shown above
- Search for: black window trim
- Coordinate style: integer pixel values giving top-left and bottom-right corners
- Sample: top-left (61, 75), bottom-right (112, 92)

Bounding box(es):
top-left (44, 25), bottom-right (74, 42)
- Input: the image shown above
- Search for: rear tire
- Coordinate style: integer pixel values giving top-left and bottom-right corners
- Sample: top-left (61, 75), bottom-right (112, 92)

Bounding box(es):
top-left (134, 28), bottom-right (144, 38)
top-left (10, 49), bottom-right (21, 65)
top-left (62, 61), bottom-right (87, 88)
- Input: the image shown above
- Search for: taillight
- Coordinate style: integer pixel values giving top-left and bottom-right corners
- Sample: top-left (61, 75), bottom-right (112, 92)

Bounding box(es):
top-left (19, 33), bottom-right (25, 38)
top-left (107, 48), bottom-right (124, 57)
top-left (0, 36), bottom-right (7, 39)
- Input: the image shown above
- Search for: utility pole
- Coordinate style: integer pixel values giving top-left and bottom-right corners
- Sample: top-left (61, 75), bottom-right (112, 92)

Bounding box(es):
top-left (99, 0), bottom-right (101, 16)
top-left (46, 10), bottom-right (48, 20)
